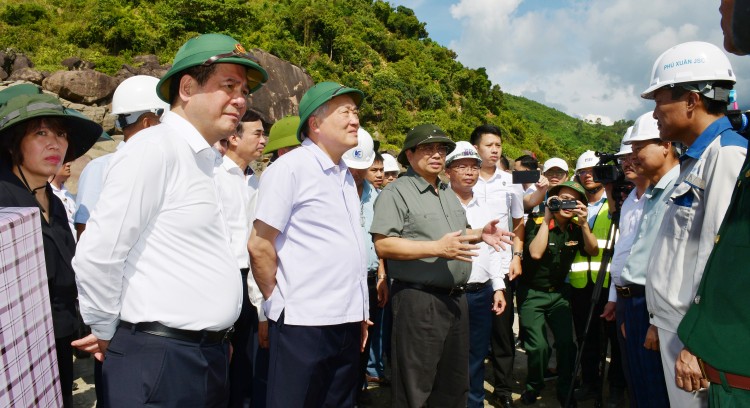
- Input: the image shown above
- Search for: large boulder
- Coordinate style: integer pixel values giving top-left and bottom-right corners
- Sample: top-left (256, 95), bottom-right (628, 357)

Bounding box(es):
top-left (11, 54), bottom-right (34, 71)
top-left (42, 69), bottom-right (119, 104)
top-left (0, 51), bottom-right (11, 73)
top-left (247, 49), bottom-right (314, 125)
top-left (61, 57), bottom-right (95, 71)
top-left (116, 54), bottom-right (169, 80)
top-left (8, 67), bottom-right (45, 84)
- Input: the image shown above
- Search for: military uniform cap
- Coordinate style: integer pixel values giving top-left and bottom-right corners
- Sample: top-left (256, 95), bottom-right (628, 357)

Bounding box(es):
top-left (156, 33), bottom-right (268, 103)
top-left (264, 115), bottom-right (301, 154)
top-left (397, 124), bottom-right (456, 166)
top-left (297, 81), bottom-right (364, 142)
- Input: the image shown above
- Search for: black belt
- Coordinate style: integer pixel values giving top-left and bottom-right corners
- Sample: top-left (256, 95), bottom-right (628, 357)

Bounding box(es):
top-left (616, 284), bottom-right (645, 298)
top-left (119, 321), bottom-right (234, 344)
top-left (465, 280), bottom-right (490, 293)
top-left (393, 280), bottom-right (465, 297)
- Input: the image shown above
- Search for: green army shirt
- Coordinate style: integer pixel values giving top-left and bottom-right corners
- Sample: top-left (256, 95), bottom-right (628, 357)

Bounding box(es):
top-left (520, 216), bottom-right (585, 290)
top-left (370, 167), bottom-right (471, 288)
top-left (679, 154), bottom-right (750, 376)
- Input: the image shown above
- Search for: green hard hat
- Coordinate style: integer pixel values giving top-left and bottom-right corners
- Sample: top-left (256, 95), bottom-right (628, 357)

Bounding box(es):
top-left (156, 33), bottom-right (269, 103)
top-left (296, 81), bottom-right (364, 141)
top-left (264, 115), bottom-right (301, 154)
top-left (548, 180), bottom-right (588, 206)
top-left (397, 124), bottom-right (456, 166)
top-left (0, 93), bottom-right (103, 162)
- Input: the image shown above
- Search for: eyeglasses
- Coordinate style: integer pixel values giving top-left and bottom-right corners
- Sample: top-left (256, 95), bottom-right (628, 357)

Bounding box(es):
top-left (416, 144), bottom-right (449, 156)
top-left (617, 155), bottom-right (634, 164)
top-left (576, 168), bottom-right (594, 176)
top-left (450, 164), bottom-right (480, 173)
top-left (544, 170), bottom-right (567, 178)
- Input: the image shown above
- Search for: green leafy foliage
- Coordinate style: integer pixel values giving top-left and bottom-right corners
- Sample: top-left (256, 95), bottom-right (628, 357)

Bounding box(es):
top-left (0, 0), bottom-right (628, 164)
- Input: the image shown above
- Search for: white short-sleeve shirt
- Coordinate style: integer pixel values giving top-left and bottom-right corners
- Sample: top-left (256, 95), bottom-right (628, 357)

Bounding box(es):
top-left (254, 138), bottom-right (368, 326)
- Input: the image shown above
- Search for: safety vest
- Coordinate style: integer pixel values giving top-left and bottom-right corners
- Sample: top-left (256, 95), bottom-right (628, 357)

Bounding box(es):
top-left (569, 200), bottom-right (611, 288)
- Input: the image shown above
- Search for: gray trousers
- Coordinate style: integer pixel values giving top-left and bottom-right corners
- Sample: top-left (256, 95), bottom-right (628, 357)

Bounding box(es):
top-left (391, 283), bottom-right (469, 408)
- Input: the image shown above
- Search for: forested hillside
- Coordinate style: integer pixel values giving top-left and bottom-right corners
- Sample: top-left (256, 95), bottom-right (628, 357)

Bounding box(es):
top-left (0, 0), bottom-right (631, 162)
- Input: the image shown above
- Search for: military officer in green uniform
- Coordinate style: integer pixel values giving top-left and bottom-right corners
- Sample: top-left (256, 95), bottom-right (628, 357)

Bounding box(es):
top-left (677, 2), bottom-right (750, 405)
top-left (517, 181), bottom-right (598, 406)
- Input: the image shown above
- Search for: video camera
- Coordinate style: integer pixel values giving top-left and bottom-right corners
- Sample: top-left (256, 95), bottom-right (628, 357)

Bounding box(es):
top-left (591, 152), bottom-right (623, 184)
top-left (591, 151), bottom-right (634, 217)
top-left (547, 197), bottom-right (578, 212)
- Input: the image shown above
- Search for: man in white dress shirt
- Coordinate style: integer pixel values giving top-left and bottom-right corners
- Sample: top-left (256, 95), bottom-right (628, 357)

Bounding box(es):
top-left (446, 141), bottom-right (508, 408)
top-left (470, 124), bottom-right (525, 407)
top-left (248, 81), bottom-right (369, 407)
top-left (214, 110), bottom-right (267, 407)
top-left (73, 33), bottom-right (268, 407)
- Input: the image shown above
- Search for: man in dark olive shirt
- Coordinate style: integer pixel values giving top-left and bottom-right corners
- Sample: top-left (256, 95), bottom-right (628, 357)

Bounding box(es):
top-left (370, 124), bottom-right (513, 408)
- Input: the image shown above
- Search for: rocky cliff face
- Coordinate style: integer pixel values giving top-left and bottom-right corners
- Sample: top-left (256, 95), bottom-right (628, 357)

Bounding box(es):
top-left (0, 49), bottom-right (314, 193)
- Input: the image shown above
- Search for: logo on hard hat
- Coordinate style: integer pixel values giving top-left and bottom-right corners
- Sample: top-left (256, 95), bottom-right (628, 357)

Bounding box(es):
top-left (354, 149), bottom-right (364, 159)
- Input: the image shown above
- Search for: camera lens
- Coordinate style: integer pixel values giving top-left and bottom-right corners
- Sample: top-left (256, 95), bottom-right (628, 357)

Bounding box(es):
top-left (547, 197), bottom-right (561, 212)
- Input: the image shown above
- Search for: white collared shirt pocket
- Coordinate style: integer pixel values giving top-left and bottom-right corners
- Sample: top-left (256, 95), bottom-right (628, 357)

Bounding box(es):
top-left (665, 182), bottom-right (698, 240)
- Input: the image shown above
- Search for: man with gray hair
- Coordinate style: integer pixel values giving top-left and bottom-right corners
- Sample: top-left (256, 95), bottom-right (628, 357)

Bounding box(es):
top-left (249, 82), bottom-right (370, 407)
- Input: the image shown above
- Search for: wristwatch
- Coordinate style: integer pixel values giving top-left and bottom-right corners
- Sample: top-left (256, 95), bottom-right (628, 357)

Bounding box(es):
top-left (513, 251), bottom-right (523, 260)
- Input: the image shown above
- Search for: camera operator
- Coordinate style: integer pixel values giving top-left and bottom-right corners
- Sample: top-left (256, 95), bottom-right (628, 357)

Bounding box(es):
top-left (514, 155), bottom-right (549, 216)
top-left (517, 181), bottom-right (598, 405)
top-left (569, 151), bottom-right (627, 404)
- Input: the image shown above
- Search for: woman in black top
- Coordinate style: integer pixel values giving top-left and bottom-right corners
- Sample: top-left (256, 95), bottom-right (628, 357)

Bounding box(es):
top-left (0, 90), bottom-right (101, 407)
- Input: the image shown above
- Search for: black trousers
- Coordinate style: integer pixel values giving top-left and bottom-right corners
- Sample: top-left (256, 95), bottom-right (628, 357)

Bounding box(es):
top-left (266, 313), bottom-right (360, 407)
top-left (489, 277), bottom-right (515, 398)
top-left (101, 326), bottom-right (230, 407)
top-left (56, 335), bottom-right (74, 408)
top-left (391, 283), bottom-right (469, 408)
top-left (571, 281), bottom-right (626, 390)
top-left (228, 269), bottom-right (259, 408)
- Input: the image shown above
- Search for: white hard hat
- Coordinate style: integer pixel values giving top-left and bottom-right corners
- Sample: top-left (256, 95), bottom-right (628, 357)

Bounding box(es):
top-left (111, 75), bottom-right (170, 129)
top-left (382, 153), bottom-right (400, 173)
top-left (626, 112), bottom-right (660, 144)
top-left (641, 41), bottom-right (736, 100)
top-left (445, 141), bottom-right (482, 167)
top-left (575, 150), bottom-right (598, 171)
top-left (542, 157), bottom-right (569, 173)
top-left (616, 126), bottom-right (633, 156)
top-left (343, 127), bottom-right (375, 169)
